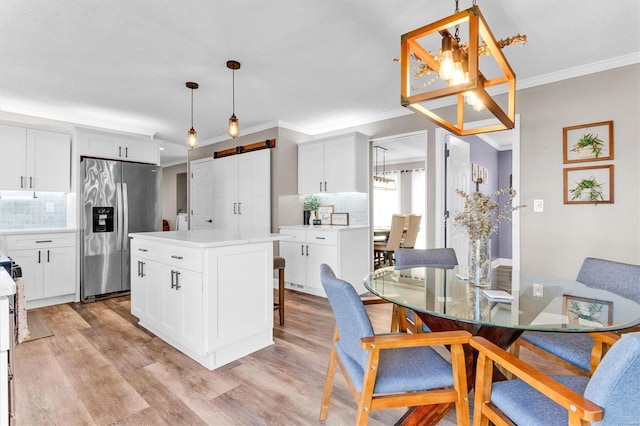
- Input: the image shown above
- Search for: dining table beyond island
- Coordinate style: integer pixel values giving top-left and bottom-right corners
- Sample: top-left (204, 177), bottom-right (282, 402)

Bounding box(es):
top-left (363, 265), bottom-right (640, 425)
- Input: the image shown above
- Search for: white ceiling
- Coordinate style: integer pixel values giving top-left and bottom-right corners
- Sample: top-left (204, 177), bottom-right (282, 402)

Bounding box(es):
top-left (1, 1), bottom-right (638, 165)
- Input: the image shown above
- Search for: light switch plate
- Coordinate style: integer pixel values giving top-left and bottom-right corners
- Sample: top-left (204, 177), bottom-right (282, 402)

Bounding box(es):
top-left (533, 199), bottom-right (544, 212)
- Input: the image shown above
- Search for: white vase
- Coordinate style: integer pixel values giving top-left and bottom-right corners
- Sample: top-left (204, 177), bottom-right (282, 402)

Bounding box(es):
top-left (468, 238), bottom-right (491, 287)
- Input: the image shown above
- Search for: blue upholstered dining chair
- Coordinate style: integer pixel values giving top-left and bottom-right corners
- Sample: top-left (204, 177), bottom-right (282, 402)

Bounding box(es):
top-left (512, 257), bottom-right (640, 375)
top-left (392, 248), bottom-right (458, 333)
top-left (470, 332), bottom-right (640, 425)
top-left (318, 264), bottom-right (471, 426)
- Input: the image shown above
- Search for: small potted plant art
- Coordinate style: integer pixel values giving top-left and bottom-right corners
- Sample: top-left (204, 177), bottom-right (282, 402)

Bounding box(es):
top-left (303, 195), bottom-right (319, 225)
top-left (571, 132), bottom-right (603, 158)
top-left (570, 176), bottom-right (604, 204)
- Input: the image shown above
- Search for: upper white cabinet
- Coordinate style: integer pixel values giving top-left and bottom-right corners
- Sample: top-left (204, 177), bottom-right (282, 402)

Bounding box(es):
top-left (76, 128), bottom-right (159, 164)
top-left (0, 124), bottom-right (71, 192)
top-left (212, 149), bottom-right (271, 234)
top-left (297, 132), bottom-right (369, 194)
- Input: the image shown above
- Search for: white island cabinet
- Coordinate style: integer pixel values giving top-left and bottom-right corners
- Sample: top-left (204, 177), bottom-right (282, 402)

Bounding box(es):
top-left (128, 230), bottom-right (289, 370)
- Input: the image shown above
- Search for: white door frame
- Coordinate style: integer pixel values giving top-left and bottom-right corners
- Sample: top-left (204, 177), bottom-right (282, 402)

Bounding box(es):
top-left (434, 115), bottom-right (521, 270)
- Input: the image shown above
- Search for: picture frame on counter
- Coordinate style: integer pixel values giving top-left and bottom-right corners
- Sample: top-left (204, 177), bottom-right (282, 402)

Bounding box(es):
top-left (317, 205), bottom-right (334, 225)
top-left (331, 213), bottom-right (349, 226)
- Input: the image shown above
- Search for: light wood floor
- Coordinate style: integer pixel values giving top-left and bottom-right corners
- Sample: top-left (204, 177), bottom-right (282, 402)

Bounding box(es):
top-left (14, 289), bottom-right (569, 425)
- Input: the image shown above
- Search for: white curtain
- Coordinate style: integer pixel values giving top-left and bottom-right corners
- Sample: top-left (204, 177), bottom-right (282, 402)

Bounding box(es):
top-left (410, 169), bottom-right (426, 249)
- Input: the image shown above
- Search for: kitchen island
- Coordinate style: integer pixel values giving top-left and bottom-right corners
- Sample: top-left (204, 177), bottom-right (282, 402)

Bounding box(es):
top-left (128, 230), bottom-right (290, 370)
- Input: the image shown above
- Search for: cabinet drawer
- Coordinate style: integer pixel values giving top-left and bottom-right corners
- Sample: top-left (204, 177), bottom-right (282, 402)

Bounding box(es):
top-left (159, 246), bottom-right (202, 272)
top-left (130, 239), bottom-right (203, 272)
top-left (6, 232), bottom-right (75, 250)
top-left (279, 228), bottom-right (306, 242)
top-left (306, 231), bottom-right (337, 246)
top-left (131, 239), bottom-right (162, 260)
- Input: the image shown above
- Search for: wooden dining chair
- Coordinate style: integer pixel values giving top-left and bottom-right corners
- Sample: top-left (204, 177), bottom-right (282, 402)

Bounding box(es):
top-left (392, 248), bottom-right (458, 334)
top-left (400, 214), bottom-right (421, 248)
top-left (373, 214), bottom-right (406, 267)
top-left (511, 257), bottom-right (640, 376)
top-left (319, 264), bottom-right (471, 426)
top-left (471, 332), bottom-right (639, 425)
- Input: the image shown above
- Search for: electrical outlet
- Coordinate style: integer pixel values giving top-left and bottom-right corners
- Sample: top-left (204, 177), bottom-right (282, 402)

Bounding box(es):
top-left (533, 199), bottom-right (544, 212)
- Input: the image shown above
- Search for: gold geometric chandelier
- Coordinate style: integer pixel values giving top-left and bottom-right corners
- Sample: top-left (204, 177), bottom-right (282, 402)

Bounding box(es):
top-left (400, 1), bottom-right (526, 136)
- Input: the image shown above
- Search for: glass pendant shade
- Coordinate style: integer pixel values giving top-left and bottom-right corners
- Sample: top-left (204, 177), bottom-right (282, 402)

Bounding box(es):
top-left (187, 127), bottom-right (198, 149)
top-left (228, 114), bottom-right (239, 138)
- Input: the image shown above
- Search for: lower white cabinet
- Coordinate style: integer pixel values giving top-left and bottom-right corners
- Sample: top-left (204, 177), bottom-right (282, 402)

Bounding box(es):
top-left (279, 226), bottom-right (369, 296)
top-left (131, 252), bottom-right (203, 354)
top-left (5, 232), bottom-right (76, 308)
top-left (129, 232), bottom-right (280, 370)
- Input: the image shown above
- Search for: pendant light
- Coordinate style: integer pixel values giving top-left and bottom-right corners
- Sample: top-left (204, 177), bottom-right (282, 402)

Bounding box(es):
top-left (373, 146), bottom-right (396, 191)
top-left (400, 0), bottom-right (526, 135)
top-left (227, 60), bottom-right (241, 138)
top-left (186, 82), bottom-right (199, 149)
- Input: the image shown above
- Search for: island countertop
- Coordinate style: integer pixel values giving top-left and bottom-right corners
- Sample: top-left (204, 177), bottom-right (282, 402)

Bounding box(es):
top-left (128, 229), bottom-right (291, 248)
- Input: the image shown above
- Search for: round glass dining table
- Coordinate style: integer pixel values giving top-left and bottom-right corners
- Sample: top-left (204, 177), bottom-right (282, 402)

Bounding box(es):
top-left (364, 265), bottom-right (640, 333)
top-left (363, 265), bottom-right (640, 426)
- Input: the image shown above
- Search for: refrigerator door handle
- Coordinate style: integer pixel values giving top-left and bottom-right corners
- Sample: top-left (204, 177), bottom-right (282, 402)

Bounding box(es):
top-left (116, 182), bottom-right (123, 250)
top-left (122, 182), bottom-right (129, 249)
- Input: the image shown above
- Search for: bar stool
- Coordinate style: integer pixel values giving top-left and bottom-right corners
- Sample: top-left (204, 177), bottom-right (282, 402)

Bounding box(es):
top-left (273, 256), bottom-right (286, 325)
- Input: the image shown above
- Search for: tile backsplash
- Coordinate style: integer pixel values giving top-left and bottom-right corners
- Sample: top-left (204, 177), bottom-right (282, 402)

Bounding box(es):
top-left (278, 193), bottom-right (369, 226)
top-left (0, 191), bottom-right (67, 229)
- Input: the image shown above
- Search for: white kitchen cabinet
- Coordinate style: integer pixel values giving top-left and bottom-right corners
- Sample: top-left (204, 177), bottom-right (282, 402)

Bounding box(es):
top-left (5, 232), bottom-right (76, 308)
top-left (129, 231), bottom-right (285, 370)
top-left (297, 132), bottom-right (369, 194)
top-left (279, 226), bottom-right (369, 296)
top-left (76, 128), bottom-right (160, 164)
top-left (212, 149), bottom-right (270, 233)
top-left (131, 240), bottom-right (203, 355)
top-left (0, 124), bottom-right (71, 192)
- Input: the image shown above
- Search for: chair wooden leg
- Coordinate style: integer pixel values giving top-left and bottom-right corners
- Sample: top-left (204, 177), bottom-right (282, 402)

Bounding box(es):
top-left (450, 343), bottom-right (470, 426)
top-left (320, 327), bottom-right (339, 420)
top-left (473, 352), bottom-right (494, 426)
top-left (355, 350), bottom-right (380, 426)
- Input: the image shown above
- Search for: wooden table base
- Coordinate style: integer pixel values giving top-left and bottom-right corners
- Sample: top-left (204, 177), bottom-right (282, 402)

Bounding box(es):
top-left (394, 312), bottom-right (524, 426)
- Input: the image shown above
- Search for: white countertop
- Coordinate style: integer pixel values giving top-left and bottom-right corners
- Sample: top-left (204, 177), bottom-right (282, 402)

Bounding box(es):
top-left (129, 230), bottom-right (292, 248)
top-left (0, 269), bottom-right (16, 297)
top-left (0, 228), bottom-right (77, 236)
top-left (279, 224), bottom-right (369, 231)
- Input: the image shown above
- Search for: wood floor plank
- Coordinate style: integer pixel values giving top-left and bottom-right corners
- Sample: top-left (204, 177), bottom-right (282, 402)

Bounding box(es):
top-left (14, 288), bottom-right (573, 425)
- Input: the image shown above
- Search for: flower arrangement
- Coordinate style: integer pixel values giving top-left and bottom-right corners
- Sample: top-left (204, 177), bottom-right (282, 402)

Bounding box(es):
top-left (453, 188), bottom-right (524, 241)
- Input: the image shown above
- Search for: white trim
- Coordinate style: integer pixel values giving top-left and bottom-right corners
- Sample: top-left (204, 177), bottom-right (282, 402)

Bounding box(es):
top-left (370, 129), bottom-right (429, 143)
top-left (517, 53), bottom-right (640, 91)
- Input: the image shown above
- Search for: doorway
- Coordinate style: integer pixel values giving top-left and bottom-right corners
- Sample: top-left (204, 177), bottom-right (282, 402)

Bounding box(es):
top-left (370, 131), bottom-right (428, 253)
top-left (435, 115), bottom-right (521, 269)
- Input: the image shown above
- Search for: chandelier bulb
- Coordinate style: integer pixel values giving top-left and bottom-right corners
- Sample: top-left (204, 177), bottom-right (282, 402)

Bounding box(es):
top-left (438, 36), bottom-right (454, 81)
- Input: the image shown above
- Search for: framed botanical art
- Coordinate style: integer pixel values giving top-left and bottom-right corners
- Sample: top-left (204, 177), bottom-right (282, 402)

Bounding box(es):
top-left (563, 295), bottom-right (613, 327)
top-left (563, 164), bottom-right (614, 205)
top-left (563, 120), bottom-right (614, 164)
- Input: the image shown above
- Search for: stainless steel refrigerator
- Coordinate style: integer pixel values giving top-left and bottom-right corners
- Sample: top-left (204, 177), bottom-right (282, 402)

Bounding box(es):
top-left (81, 157), bottom-right (161, 302)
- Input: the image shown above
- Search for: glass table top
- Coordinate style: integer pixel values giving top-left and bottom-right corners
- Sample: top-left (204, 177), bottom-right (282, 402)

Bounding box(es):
top-left (364, 265), bottom-right (640, 332)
